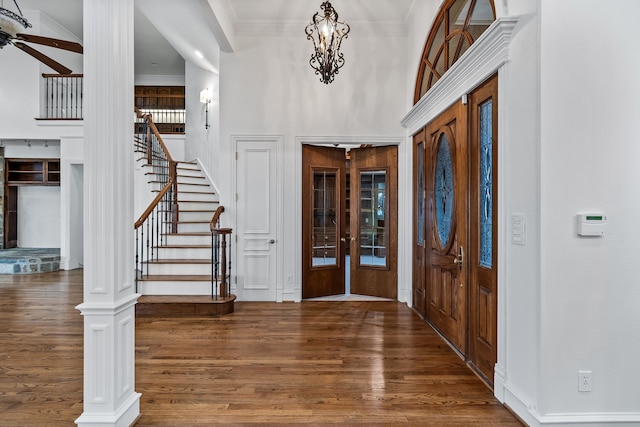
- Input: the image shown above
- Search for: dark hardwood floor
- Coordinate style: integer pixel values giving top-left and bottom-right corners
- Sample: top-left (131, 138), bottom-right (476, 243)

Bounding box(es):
top-left (0, 270), bottom-right (522, 426)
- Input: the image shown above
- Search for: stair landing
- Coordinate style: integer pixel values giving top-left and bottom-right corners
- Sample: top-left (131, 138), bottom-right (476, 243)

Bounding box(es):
top-left (136, 294), bottom-right (236, 317)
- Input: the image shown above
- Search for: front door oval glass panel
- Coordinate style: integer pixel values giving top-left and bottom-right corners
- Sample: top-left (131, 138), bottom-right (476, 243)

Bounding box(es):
top-left (435, 133), bottom-right (454, 248)
top-left (359, 170), bottom-right (387, 267)
top-left (312, 169), bottom-right (338, 267)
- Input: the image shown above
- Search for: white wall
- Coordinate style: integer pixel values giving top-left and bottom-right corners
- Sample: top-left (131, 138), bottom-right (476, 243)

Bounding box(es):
top-left (217, 28), bottom-right (407, 300)
top-left (17, 186), bottom-right (61, 248)
top-left (0, 11), bottom-right (83, 141)
top-left (538, 0), bottom-right (640, 421)
top-left (185, 61), bottom-right (220, 184)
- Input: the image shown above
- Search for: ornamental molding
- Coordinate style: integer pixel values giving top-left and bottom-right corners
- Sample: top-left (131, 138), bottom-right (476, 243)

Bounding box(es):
top-left (401, 17), bottom-right (518, 135)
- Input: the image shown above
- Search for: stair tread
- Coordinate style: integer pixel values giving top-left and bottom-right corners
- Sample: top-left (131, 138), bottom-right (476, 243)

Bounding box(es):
top-left (163, 232), bottom-right (210, 236)
top-left (177, 189), bottom-right (216, 194)
top-left (177, 175), bottom-right (205, 179)
top-left (158, 245), bottom-right (212, 249)
top-left (144, 259), bottom-right (212, 264)
top-left (139, 274), bottom-right (212, 281)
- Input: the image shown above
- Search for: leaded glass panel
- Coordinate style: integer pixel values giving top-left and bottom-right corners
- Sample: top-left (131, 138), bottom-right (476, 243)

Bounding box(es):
top-left (479, 99), bottom-right (493, 268)
top-left (434, 134), bottom-right (454, 247)
top-left (417, 143), bottom-right (425, 246)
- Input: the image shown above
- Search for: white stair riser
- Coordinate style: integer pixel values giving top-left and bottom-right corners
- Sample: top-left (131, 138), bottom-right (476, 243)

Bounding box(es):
top-left (137, 280), bottom-right (213, 295)
top-left (179, 201), bottom-right (218, 211)
top-left (177, 176), bottom-right (208, 185)
top-left (179, 211), bottom-right (215, 222)
top-left (156, 247), bottom-right (212, 259)
top-left (146, 263), bottom-right (212, 275)
top-left (178, 192), bottom-right (218, 202)
top-left (164, 234), bottom-right (211, 246)
top-left (178, 181), bottom-right (214, 194)
top-left (178, 222), bottom-right (210, 233)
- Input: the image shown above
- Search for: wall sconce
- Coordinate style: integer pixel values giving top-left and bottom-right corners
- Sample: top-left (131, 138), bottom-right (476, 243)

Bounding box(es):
top-left (199, 88), bottom-right (213, 129)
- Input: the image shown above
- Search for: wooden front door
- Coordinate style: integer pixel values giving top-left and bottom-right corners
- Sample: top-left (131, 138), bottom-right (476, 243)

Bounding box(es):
top-left (349, 146), bottom-right (398, 299)
top-left (424, 100), bottom-right (468, 353)
top-left (302, 145), bottom-right (347, 299)
top-left (413, 74), bottom-right (499, 384)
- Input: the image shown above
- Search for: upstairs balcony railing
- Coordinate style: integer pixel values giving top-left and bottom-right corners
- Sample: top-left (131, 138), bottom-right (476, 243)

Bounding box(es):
top-left (41, 73), bottom-right (83, 119)
top-left (40, 75), bottom-right (186, 134)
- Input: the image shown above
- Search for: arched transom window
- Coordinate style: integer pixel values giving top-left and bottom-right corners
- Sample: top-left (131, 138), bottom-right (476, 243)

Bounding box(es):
top-left (414, 0), bottom-right (496, 103)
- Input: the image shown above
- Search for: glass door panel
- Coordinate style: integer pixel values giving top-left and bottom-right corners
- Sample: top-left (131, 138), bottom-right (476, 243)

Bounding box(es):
top-left (358, 170), bottom-right (387, 267)
top-left (312, 170), bottom-right (338, 267)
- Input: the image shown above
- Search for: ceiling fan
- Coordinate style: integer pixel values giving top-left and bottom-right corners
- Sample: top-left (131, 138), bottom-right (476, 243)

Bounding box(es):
top-left (0, 0), bottom-right (82, 75)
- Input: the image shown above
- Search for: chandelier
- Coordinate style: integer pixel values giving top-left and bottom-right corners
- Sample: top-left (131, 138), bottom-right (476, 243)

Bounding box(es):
top-left (305, 1), bottom-right (350, 84)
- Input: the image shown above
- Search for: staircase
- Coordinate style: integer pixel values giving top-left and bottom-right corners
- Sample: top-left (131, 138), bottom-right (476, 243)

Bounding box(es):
top-left (134, 109), bottom-right (234, 316)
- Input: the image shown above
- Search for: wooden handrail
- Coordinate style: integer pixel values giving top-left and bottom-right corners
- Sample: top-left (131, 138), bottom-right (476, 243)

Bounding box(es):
top-left (209, 206), bottom-right (226, 232)
top-left (42, 73), bottom-right (83, 78)
top-left (135, 107), bottom-right (174, 162)
top-left (134, 107), bottom-right (179, 231)
top-left (134, 181), bottom-right (173, 229)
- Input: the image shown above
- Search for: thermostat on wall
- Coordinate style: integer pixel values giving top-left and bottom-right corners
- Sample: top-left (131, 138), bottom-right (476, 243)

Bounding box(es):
top-left (577, 213), bottom-right (607, 236)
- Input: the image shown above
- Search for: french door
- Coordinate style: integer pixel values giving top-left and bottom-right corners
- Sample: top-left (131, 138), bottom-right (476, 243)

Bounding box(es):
top-left (302, 145), bottom-right (398, 299)
top-left (413, 74), bottom-right (498, 383)
top-left (302, 145), bottom-right (347, 299)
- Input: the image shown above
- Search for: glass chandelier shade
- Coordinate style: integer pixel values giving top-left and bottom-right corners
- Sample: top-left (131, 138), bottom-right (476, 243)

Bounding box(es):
top-left (305, 1), bottom-right (350, 84)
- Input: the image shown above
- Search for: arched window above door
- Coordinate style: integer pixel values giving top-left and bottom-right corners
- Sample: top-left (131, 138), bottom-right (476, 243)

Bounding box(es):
top-left (414, 0), bottom-right (496, 104)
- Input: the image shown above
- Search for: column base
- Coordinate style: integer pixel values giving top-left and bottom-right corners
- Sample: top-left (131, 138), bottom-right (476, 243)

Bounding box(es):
top-left (75, 392), bottom-right (141, 427)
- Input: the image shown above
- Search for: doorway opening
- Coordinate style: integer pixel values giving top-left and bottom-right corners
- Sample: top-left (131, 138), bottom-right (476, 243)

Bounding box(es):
top-left (302, 144), bottom-right (398, 300)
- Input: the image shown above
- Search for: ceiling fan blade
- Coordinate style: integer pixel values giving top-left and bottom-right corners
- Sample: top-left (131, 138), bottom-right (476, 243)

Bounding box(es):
top-left (14, 42), bottom-right (73, 75)
top-left (16, 33), bottom-right (83, 54)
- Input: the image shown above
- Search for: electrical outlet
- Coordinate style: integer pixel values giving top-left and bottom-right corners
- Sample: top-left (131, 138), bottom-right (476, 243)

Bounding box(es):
top-left (578, 370), bottom-right (592, 392)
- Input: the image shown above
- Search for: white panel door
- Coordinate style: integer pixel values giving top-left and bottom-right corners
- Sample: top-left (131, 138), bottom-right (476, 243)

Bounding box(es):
top-left (235, 138), bottom-right (279, 301)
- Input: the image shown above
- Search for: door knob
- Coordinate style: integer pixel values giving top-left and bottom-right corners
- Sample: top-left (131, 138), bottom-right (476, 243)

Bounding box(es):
top-left (351, 237), bottom-right (357, 242)
top-left (269, 239), bottom-right (275, 244)
top-left (340, 237), bottom-right (346, 243)
top-left (453, 246), bottom-right (464, 270)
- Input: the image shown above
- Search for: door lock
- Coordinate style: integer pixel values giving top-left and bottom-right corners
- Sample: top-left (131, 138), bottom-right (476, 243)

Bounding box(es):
top-left (453, 246), bottom-right (464, 270)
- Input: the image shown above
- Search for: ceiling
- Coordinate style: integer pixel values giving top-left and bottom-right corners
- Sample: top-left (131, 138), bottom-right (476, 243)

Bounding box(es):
top-left (8, 0), bottom-right (418, 76)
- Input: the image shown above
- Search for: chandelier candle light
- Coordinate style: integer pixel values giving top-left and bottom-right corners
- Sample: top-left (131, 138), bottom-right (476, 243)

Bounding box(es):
top-left (305, 1), bottom-right (350, 84)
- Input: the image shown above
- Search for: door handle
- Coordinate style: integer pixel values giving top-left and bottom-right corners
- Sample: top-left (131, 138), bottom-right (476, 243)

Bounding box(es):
top-left (269, 239), bottom-right (275, 244)
top-left (453, 246), bottom-right (464, 270)
top-left (340, 237), bottom-right (346, 243)
top-left (350, 237), bottom-right (357, 243)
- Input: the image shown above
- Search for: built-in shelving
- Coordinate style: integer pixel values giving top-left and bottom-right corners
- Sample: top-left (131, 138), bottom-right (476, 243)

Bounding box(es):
top-left (6, 159), bottom-right (61, 186)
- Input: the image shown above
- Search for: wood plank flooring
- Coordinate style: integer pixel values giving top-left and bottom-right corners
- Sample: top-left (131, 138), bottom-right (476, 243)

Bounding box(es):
top-left (0, 270), bottom-right (522, 426)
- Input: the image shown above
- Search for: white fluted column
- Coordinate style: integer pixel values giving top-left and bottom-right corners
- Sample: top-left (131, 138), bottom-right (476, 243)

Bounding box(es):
top-left (75, 1), bottom-right (140, 426)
